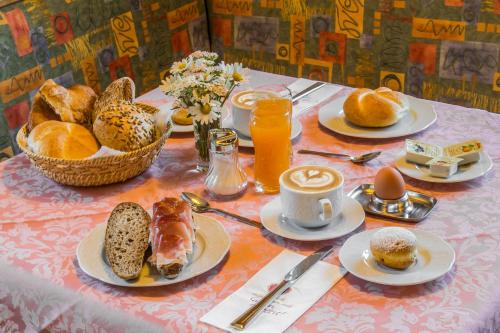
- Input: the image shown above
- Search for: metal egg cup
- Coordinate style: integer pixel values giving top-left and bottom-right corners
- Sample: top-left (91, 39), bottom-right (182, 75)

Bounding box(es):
top-left (348, 184), bottom-right (437, 222)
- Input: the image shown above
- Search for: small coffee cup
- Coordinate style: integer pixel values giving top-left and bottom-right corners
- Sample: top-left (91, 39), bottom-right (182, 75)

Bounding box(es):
top-left (231, 90), bottom-right (279, 137)
top-left (279, 165), bottom-right (344, 228)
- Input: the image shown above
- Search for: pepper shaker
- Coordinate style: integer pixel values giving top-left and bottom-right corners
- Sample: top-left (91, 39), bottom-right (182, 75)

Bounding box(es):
top-left (205, 129), bottom-right (247, 199)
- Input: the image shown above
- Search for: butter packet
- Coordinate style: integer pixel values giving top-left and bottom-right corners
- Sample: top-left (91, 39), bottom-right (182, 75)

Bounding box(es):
top-left (426, 156), bottom-right (463, 178)
top-left (406, 139), bottom-right (443, 165)
top-left (444, 140), bottom-right (482, 165)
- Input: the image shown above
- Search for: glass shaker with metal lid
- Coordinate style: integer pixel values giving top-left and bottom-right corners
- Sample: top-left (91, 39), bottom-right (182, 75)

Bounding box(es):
top-left (205, 128), bottom-right (247, 199)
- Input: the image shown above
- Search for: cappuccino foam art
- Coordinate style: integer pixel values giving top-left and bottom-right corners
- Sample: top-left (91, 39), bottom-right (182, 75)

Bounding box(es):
top-left (282, 166), bottom-right (341, 192)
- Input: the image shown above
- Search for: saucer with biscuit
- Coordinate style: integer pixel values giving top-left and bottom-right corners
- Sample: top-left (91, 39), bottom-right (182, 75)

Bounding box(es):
top-left (318, 87), bottom-right (437, 139)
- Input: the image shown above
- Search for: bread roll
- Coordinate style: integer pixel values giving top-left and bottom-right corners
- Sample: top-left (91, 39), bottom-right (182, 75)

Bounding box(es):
top-left (28, 93), bottom-right (60, 131)
top-left (171, 108), bottom-right (192, 125)
top-left (28, 80), bottom-right (97, 130)
top-left (93, 77), bottom-right (135, 122)
top-left (370, 227), bottom-right (417, 270)
top-left (93, 100), bottom-right (156, 151)
top-left (343, 87), bottom-right (409, 127)
top-left (27, 120), bottom-right (99, 159)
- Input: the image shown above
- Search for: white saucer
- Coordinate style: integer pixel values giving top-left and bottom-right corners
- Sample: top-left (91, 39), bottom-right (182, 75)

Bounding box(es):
top-left (76, 213), bottom-right (230, 287)
top-left (222, 116), bottom-right (302, 148)
top-left (395, 151), bottom-right (493, 183)
top-left (318, 95), bottom-right (437, 139)
top-left (339, 228), bottom-right (455, 286)
top-left (260, 196), bottom-right (365, 241)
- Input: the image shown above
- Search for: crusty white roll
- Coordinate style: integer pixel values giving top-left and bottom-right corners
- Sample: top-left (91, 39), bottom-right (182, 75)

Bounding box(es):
top-left (370, 227), bottom-right (417, 270)
top-left (27, 120), bottom-right (99, 159)
top-left (343, 87), bottom-right (409, 127)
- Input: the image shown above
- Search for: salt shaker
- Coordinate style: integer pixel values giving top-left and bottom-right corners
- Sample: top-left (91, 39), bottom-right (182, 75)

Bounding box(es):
top-left (205, 129), bottom-right (247, 199)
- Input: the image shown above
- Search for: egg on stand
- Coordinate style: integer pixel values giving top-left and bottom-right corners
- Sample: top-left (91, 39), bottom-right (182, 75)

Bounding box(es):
top-left (369, 166), bottom-right (413, 215)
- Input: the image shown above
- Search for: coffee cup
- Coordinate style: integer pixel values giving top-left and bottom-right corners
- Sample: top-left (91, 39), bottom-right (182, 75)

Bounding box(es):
top-left (279, 165), bottom-right (344, 228)
top-left (231, 90), bottom-right (279, 137)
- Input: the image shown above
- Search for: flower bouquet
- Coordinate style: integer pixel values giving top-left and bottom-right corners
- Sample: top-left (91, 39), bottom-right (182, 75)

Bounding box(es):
top-left (160, 51), bottom-right (246, 171)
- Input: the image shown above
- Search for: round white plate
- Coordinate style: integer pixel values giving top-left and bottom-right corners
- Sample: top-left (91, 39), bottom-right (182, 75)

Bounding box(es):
top-left (76, 214), bottom-right (231, 287)
top-left (339, 228), bottom-right (455, 286)
top-left (318, 95), bottom-right (437, 139)
top-left (222, 116), bottom-right (302, 148)
top-left (260, 196), bottom-right (365, 241)
top-left (395, 151), bottom-right (493, 183)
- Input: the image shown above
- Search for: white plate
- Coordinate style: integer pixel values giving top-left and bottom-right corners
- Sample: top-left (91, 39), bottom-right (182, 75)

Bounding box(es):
top-left (260, 196), bottom-right (365, 241)
top-left (395, 151), bottom-right (493, 183)
top-left (339, 228), bottom-right (455, 286)
top-left (76, 214), bottom-right (231, 287)
top-left (222, 116), bottom-right (302, 148)
top-left (318, 95), bottom-right (437, 139)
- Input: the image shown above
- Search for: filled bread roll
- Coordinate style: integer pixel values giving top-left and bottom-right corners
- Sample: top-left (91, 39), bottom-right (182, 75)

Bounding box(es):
top-left (343, 87), bottom-right (409, 127)
top-left (28, 80), bottom-right (97, 130)
top-left (27, 120), bottom-right (99, 159)
top-left (370, 227), bottom-right (417, 270)
top-left (93, 100), bottom-right (156, 151)
top-left (93, 77), bottom-right (135, 122)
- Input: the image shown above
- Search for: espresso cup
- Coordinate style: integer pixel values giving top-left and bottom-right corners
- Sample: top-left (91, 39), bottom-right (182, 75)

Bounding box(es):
top-left (279, 165), bottom-right (344, 228)
top-left (231, 90), bottom-right (279, 137)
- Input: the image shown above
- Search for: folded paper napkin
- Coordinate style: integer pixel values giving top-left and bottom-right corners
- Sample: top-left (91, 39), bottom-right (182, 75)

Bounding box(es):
top-left (200, 250), bottom-right (346, 333)
top-left (287, 78), bottom-right (343, 118)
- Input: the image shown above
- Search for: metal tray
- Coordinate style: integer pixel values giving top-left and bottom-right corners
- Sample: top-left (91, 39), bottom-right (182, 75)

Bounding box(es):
top-left (347, 184), bottom-right (437, 222)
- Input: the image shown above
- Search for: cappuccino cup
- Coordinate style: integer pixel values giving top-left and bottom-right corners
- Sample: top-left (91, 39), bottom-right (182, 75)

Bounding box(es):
top-left (279, 165), bottom-right (344, 228)
top-left (231, 90), bottom-right (279, 137)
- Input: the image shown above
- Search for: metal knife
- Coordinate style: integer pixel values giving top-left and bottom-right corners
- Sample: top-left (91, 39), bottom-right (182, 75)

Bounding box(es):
top-left (230, 245), bottom-right (335, 330)
top-left (291, 81), bottom-right (326, 103)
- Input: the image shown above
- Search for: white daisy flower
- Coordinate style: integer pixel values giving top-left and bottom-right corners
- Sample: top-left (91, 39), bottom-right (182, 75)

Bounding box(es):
top-left (170, 58), bottom-right (190, 74)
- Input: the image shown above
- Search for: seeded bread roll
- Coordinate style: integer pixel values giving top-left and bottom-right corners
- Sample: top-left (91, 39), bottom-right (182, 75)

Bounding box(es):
top-left (93, 100), bottom-right (156, 151)
top-left (105, 202), bottom-right (151, 280)
top-left (370, 227), bottom-right (417, 270)
top-left (93, 77), bottom-right (135, 122)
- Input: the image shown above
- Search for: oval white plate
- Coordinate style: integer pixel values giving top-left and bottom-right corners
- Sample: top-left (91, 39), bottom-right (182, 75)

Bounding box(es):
top-left (339, 228), bottom-right (455, 286)
top-left (76, 214), bottom-right (230, 287)
top-left (260, 196), bottom-right (365, 241)
top-left (222, 116), bottom-right (302, 148)
top-left (395, 152), bottom-right (493, 183)
top-left (318, 95), bottom-right (437, 139)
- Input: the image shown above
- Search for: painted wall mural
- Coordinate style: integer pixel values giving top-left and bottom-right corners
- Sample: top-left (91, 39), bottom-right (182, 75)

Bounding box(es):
top-left (206, 0), bottom-right (499, 113)
top-left (0, 0), bottom-right (209, 160)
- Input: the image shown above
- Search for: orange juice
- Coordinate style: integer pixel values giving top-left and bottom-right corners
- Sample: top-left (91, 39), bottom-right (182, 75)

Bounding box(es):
top-left (250, 98), bottom-right (292, 193)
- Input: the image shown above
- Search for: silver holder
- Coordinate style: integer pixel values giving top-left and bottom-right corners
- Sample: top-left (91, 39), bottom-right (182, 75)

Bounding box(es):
top-left (348, 184), bottom-right (437, 222)
top-left (368, 192), bottom-right (413, 214)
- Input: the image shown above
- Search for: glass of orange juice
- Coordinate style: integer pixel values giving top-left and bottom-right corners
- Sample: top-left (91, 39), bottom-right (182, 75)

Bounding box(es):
top-left (250, 87), bottom-right (292, 193)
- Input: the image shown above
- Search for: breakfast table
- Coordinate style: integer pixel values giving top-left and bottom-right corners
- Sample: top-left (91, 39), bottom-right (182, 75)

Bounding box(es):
top-left (1, 70), bottom-right (499, 333)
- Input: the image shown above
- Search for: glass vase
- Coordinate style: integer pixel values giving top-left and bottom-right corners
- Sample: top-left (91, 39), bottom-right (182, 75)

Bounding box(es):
top-left (193, 117), bottom-right (221, 172)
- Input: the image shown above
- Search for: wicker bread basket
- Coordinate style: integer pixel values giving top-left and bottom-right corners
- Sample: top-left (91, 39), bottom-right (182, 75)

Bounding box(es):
top-left (16, 103), bottom-right (172, 187)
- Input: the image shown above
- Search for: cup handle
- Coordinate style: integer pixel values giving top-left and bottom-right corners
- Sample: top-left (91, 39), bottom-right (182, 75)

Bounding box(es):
top-left (319, 198), bottom-right (333, 221)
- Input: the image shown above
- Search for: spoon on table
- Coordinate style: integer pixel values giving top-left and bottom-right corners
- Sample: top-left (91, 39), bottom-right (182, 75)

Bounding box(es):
top-left (181, 192), bottom-right (263, 229)
top-left (297, 149), bottom-right (382, 163)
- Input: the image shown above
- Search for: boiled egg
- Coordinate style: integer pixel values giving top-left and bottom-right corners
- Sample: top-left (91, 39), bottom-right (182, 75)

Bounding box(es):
top-left (374, 166), bottom-right (406, 200)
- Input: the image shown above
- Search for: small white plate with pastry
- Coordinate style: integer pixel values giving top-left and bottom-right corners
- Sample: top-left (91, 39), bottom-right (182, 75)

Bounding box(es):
top-left (339, 227), bottom-right (455, 286)
top-left (395, 151), bottom-right (493, 183)
top-left (77, 199), bottom-right (230, 287)
top-left (318, 88), bottom-right (437, 139)
top-left (222, 116), bottom-right (302, 148)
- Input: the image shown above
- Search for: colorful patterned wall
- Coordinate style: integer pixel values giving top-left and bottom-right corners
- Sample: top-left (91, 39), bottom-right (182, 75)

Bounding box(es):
top-left (207, 0), bottom-right (500, 113)
top-left (0, 0), bottom-right (209, 160)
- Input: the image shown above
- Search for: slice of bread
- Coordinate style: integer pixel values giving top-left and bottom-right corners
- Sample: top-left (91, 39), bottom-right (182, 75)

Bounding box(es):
top-left (105, 202), bottom-right (150, 280)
